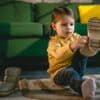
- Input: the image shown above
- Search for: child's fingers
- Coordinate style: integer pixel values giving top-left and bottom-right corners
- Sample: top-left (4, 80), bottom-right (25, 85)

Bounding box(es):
top-left (78, 36), bottom-right (88, 44)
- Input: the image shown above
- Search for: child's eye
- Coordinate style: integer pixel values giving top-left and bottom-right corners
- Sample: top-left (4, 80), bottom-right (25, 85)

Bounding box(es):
top-left (61, 24), bottom-right (67, 26)
top-left (70, 23), bottom-right (74, 26)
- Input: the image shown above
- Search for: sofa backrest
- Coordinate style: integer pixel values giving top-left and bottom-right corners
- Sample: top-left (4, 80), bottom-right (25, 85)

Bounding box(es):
top-left (0, 22), bottom-right (49, 58)
top-left (33, 3), bottom-right (66, 24)
top-left (0, 1), bottom-right (33, 22)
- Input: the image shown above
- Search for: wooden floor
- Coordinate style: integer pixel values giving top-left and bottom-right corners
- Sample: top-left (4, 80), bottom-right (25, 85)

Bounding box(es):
top-left (0, 89), bottom-right (100, 100)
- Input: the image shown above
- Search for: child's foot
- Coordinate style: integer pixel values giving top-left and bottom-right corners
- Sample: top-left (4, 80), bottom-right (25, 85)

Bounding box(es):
top-left (81, 78), bottom-right (96, 99)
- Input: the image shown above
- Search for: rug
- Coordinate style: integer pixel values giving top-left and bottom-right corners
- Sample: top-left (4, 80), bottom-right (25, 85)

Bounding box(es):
top-left (18, 75), bottom-right (100, 100)
top-left (18, 78), bottom-right (82, 100)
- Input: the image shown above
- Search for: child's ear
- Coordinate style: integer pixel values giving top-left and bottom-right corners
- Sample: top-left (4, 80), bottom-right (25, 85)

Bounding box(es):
top-left (51, 22), bottom-right (56, 31)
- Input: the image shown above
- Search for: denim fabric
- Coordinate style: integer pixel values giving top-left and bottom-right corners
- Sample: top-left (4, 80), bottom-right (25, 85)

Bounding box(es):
top-left (54, 50), bottom-right (88, 95)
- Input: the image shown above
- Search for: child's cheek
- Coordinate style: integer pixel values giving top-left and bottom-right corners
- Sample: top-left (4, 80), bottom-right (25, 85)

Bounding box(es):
top-left (62, 26), bottom-right (67, 30)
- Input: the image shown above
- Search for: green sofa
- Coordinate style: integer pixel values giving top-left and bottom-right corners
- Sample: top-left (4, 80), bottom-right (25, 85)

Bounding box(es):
top-left (0, 1), bottom-right (99, 72)
top-left (0, 22), bottom-right (49, 70)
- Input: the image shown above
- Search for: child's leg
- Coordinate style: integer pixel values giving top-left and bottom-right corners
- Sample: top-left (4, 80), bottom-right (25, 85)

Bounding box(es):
top-left (71, 50), bottom-right (88, 77)
top-left (54, 67), bottom-right (96, 98)
top-left (54, 67), bottom-right (83, 95)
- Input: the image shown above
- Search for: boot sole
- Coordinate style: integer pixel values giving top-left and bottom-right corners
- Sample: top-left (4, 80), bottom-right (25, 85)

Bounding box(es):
top-left (0, 87), bottom-right (18, 97)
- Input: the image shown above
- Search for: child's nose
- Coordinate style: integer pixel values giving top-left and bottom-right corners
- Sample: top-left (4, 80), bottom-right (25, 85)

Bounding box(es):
top-left (67, 24), bottom-right (71, 28)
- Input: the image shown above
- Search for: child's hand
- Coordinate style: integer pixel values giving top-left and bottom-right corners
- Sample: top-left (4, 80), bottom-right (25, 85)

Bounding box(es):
top-left (78, 36), bottom-right (88, 48)
top-left (70, 36), bottom-right (88, 52)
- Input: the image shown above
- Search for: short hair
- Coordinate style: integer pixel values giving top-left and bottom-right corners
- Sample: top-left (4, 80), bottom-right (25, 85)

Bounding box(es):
top-left (51, 6), bottom-right (74, 23)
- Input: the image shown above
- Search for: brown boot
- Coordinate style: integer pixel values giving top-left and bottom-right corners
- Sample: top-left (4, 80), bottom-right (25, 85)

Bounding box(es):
top-left (88, 17), bottom-right (100, 50)
top-left (4, 67), bottom-right (21, 82)
top-left (0, 67), bottom-right (21, 96)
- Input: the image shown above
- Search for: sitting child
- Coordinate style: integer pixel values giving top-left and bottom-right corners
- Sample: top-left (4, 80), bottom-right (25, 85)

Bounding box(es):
top-left (47, 6), bottom-right (98, 98)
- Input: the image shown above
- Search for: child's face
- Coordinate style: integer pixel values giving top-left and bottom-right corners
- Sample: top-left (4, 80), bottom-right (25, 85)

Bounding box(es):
top-left (52, 15), bottom-right (75, 38)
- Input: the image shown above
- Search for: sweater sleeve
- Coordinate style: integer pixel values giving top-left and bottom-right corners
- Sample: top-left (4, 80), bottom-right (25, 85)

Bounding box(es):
top-left (47, 40), bottom-right (74, 60)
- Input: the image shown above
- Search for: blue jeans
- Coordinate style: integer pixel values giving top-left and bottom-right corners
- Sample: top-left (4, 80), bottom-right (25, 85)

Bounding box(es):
top-left (54, 50), bottom-right (88, 95)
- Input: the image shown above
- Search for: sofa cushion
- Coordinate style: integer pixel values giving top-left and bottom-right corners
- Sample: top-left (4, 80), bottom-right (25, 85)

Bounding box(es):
top-left (0, 1), bottom-right (33, 22)
top-left (6, 38), bottom-right (48, 57)
top-left (10, 23), bottom-right (43, 37)
top-left (0, 3), bottom-right (15, 22)
top-left (78, 4), bottom-right (100, 23)
top-left (14, 1), bottom-right (33, 22)
top-left (0, 22), bottom-right (43, 37)
top-left (0, 23), bottom-right (10, 37)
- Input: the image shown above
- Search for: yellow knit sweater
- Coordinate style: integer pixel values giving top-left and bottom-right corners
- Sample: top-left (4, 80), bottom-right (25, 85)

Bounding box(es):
top-left (47, 33), bottom-right (97, 79)
top-left (47, 33), bottom-right (80, 78)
